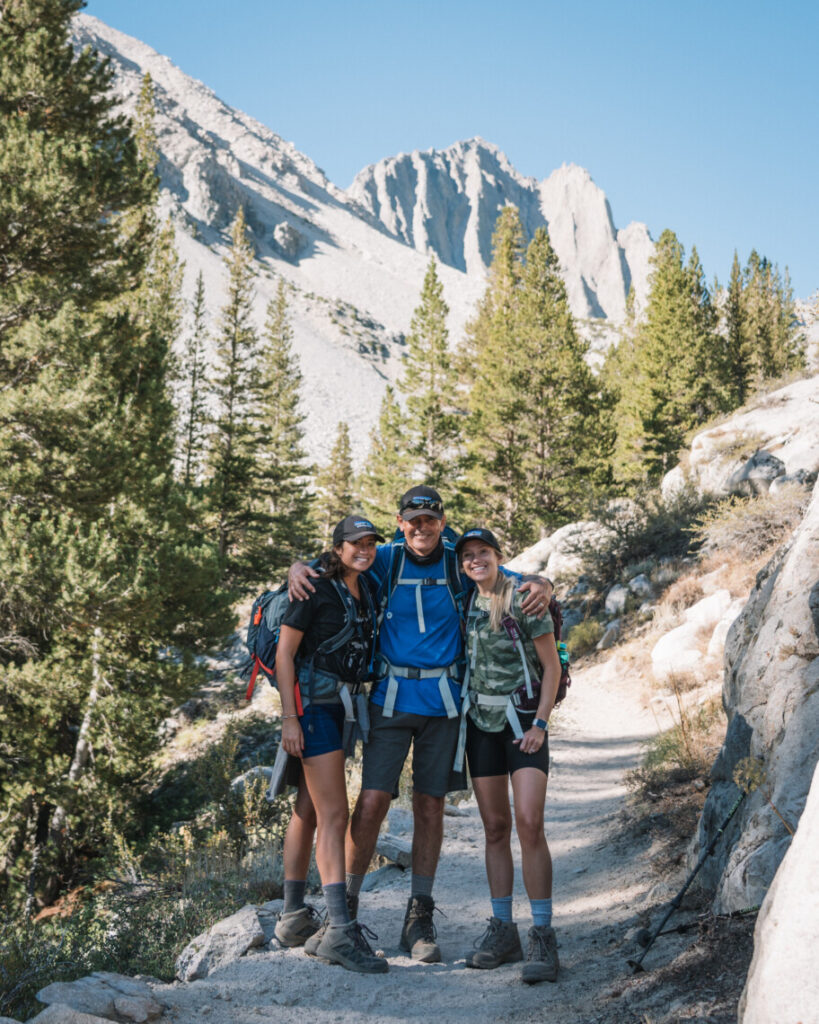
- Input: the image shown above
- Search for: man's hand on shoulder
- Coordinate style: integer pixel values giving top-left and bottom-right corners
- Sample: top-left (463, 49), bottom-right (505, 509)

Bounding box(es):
top-left (288, 560), bottom-right (320, 601)
top-left (517, 575), bottom-right (554, 619)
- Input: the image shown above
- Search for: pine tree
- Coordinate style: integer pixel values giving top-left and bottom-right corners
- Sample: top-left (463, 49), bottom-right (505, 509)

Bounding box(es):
top-left (610, 230), bottom-right (730, 484)
top-left (462, 222), bottom-right (608, 545)
top-left (357, 385), bottom-right (411, 527)
top-left (205, 207), bottom-right (264, 588)
top-left (723, 251), bottom-right (752, 407)
top-left (315, 421), bottom-right (355, 546)
top-left (742, 252), bottom-right (804, 386)
top-left (398, 259), bottom-right (460, 486)
top-left (178, 271), bottom-right (211, 487)
top-left (0, 8), bottom-right (230, 907)
top-left (253, 279), bottom-right (316, 576)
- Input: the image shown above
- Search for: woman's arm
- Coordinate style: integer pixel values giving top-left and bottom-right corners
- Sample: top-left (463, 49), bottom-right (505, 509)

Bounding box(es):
top-left (515, 632), bottom-right (561, 754)
top-left (276, 624), bottom-right (306, 756)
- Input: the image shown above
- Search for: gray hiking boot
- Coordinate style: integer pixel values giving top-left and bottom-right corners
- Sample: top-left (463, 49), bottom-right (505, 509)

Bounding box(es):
top-left (304, 893), bottom-right (359, 957)
top-left (399, 894), bottom-right (441, 963)
top-left (274, 903), bottom-right (322, 947)
top-left (465, 917), bottom-right (523, 969)
top-left (521, 924), bottom-right (559, 984)
top-left (314, 920), bottom-right (389, 974)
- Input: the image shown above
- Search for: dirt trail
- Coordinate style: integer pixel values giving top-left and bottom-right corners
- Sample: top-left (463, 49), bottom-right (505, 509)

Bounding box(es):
top-left (156, 666), bottom-right (689, 1024)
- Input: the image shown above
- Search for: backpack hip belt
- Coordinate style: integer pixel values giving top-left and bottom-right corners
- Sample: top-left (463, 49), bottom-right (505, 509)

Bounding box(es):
top-left (452, 688), bottom-right (528, 772)
top-left (378, 658), bottom-right (461, 719)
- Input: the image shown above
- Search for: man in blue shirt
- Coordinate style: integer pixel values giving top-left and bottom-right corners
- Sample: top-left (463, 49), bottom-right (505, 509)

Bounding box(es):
top-left (289, 485), bottom-right (552, 962)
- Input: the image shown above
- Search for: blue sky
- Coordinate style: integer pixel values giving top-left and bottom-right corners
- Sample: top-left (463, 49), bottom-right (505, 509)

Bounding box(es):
top-left (85, 0), bottom-right (818, 298)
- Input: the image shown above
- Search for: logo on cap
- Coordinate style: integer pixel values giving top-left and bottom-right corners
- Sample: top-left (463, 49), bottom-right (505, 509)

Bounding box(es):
top-left (355, 520), bottom-right (373, 529)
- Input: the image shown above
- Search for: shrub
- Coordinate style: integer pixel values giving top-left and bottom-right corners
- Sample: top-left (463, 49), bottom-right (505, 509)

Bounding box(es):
top-left (569, 485), bottom-right (713, 589)
top-left (695, 485), bottom-right (809, 561)
top-left (566, 619), bottom-right (604, 657)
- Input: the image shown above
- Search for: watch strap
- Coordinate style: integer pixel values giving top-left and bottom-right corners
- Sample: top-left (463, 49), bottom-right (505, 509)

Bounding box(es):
top-left (533, 717), bottom-right (548, 731)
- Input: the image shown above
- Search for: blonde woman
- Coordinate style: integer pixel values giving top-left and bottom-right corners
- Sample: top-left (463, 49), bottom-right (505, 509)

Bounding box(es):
top-left (455, 527), bottom-right (562, 984)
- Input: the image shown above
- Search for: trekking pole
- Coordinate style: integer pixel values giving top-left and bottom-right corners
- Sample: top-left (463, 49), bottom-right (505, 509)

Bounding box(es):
top-left (627, 789), bottom-right (745, 973)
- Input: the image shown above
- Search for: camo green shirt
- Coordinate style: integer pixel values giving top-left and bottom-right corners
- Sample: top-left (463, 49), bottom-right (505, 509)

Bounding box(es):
top-left (465, 590), bottom-right (554, 734)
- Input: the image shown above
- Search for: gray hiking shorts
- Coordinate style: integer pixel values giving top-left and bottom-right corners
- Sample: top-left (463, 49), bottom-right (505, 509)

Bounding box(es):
top-left (361, 703), bottom-right (462, 798)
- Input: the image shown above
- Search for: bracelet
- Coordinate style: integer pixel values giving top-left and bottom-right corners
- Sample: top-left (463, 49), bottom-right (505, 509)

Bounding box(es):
top-left (281, 714), bottom-right (300, 720)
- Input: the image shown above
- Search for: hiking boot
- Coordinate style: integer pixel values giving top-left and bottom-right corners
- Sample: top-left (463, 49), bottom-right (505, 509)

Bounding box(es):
top-left (304, 893), bottom-right (359, 957)
top-left (314, 920), bottom-right (389, 974)
top-left (521, 925), bottom-right (559, 984)
top-left (274, 904), bottom-right (322, 947)
top-left (399, 894), bottom-right (441, 963)
top-left (465, 917), bottom-right (523, 969)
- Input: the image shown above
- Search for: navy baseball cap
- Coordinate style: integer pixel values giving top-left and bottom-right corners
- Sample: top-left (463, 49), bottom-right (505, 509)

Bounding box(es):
top-left (399, 485), bottom-right (444, 520)
top-left (455, 527), bottom-right (502, 558)
top-left (332, 515), bottom-right (386, 546)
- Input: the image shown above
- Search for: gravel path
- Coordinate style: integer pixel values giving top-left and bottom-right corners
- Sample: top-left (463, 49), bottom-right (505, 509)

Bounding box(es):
top-left (156, 664), bottom-right (690, 1024)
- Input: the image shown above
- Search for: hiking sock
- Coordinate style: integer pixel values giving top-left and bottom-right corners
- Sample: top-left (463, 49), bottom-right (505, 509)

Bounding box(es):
top-left (491, 895), bottom-right (514, 923)
top-left (530, 898), bottom-right (553, 929)
top-left (283, 879), bottom-right (307, 914)
top-left (346, 872), bottom-right (364, 899)
top-left (324, 882), bottom-right (352, 927)
top-left (411, 873), bottom-right (434, 899)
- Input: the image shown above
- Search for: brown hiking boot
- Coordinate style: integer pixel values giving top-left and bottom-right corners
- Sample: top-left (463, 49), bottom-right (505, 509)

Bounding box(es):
top-left (304, 893), bottom-right (359, 957)
top-left (521, 924), bottom-right (559, 984)
top-left (399, 894), bottom-right (441, 963)
top-left (465, 917), bottom-right (523, 969)
top-left (314, 920), bottom-right (389, 974)
top-left (274, 904), bottom-right (322, 947)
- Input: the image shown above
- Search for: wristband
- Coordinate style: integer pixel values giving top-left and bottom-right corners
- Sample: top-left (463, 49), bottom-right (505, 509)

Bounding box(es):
top-left (533, 718), bottom-right (549, 731)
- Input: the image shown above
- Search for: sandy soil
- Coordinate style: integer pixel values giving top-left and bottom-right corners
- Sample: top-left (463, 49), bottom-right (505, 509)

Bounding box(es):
top-left (154, 665), bottom-right (709, 1024)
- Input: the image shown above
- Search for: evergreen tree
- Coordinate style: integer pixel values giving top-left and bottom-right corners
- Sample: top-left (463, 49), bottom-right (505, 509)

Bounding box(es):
top-left (253, 279), bottom-right (316, 576)
top-left (315, 421), bottom-right (355, 545)
top-left (398, 259), bottom-right (460, 486)
top-left (742, 251), bottom-right (804, 385)
top-left (205, 207), bottom-right (264, 588)
top-left (723, 251), bottom-right (752, 407)
top-left (357, 385), bottom-right (411, 527)
top-left (462, 222), bottom-right (607, 545)
top-left (610, 230), bottom-right (730, 484)
top-left (178, 271), bottom-right (211, 488)
top-left (0, 5), bottom-right (230, 907)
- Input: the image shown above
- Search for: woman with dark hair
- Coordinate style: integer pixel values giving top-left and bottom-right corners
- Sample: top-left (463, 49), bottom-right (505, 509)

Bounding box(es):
top-left (272, 515), bottom-right (387, 974)
top-left (455, 527), bottom-right (562, 985)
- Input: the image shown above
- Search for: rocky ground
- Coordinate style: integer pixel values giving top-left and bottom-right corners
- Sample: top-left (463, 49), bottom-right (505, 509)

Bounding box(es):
top-left (52, 658), bottom-right (752, 1024)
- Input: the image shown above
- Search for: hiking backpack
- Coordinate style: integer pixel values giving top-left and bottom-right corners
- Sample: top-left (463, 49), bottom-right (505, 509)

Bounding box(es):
top-left (241, 578), bottom-right (376, 707)
top-left (464, 591), bottom-right (572, 710)
top-left (379, 526), bottom-right (467, 629)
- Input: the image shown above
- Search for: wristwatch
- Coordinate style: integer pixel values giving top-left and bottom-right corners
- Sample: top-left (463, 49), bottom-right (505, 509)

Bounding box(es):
top-left (533, 718), bottom-right (549, 731)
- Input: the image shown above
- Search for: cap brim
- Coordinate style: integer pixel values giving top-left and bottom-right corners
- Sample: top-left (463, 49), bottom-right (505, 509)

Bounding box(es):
top-left (344, 529), bottom-right (386, 543)
top-left (400, 508), bottom-right (443, 521)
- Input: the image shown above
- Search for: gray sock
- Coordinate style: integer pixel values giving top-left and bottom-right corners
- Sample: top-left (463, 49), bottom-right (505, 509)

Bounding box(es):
top-left (346, 872), bottom-right (365, 898)
top-left (411, 873), bottom-right (434, 899)
top-left (324, 882), bottom-right (351, 927)
top-left (283, 879), bottom-right (306, 915)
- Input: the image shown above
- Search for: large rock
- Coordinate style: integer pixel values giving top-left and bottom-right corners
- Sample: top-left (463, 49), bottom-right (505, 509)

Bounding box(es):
top-left (739, 760), bottom-right (819, 1023)
top-left (662, 374), bottom-right (819, 498)
top-left (725, 450), bottom-right (786, 496)
top-left (36, 975), bottom-right (161, 1023)
top-left (30, 1007), bottom-right (112, 1024)
top-left (175, 904), bottom-right (267, 981)
top-left (506, 520), bottom-right (606, 582)
top-left (695, 477), bottom-right (819, 911)
top-left (650, 590), bottom-right (733, 681)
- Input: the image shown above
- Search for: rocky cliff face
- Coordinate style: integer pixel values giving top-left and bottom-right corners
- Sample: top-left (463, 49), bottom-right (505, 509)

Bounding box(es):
top-left (349, 138), bottom-right (653, 321)
top-left (696, 477), bottom-right (819, 912)
top-left (71, 15), bottom-right (654, 458)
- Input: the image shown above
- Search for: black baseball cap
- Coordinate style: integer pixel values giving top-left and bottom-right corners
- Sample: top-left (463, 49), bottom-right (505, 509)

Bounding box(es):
top-left (398, 485), bottom-right (444, 520)
top-left (332, 515), bottom-right (386, 546)
top-left (455, 527), bottom-right (502, 558)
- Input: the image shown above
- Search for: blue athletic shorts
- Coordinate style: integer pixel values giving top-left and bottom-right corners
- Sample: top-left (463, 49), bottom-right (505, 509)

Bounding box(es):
top-left (300, 703), bottom-right (345, 759)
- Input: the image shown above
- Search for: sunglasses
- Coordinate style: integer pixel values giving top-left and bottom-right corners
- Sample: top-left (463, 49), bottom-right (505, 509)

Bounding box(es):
top-left (402, 496), bottom-right (443, 513)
